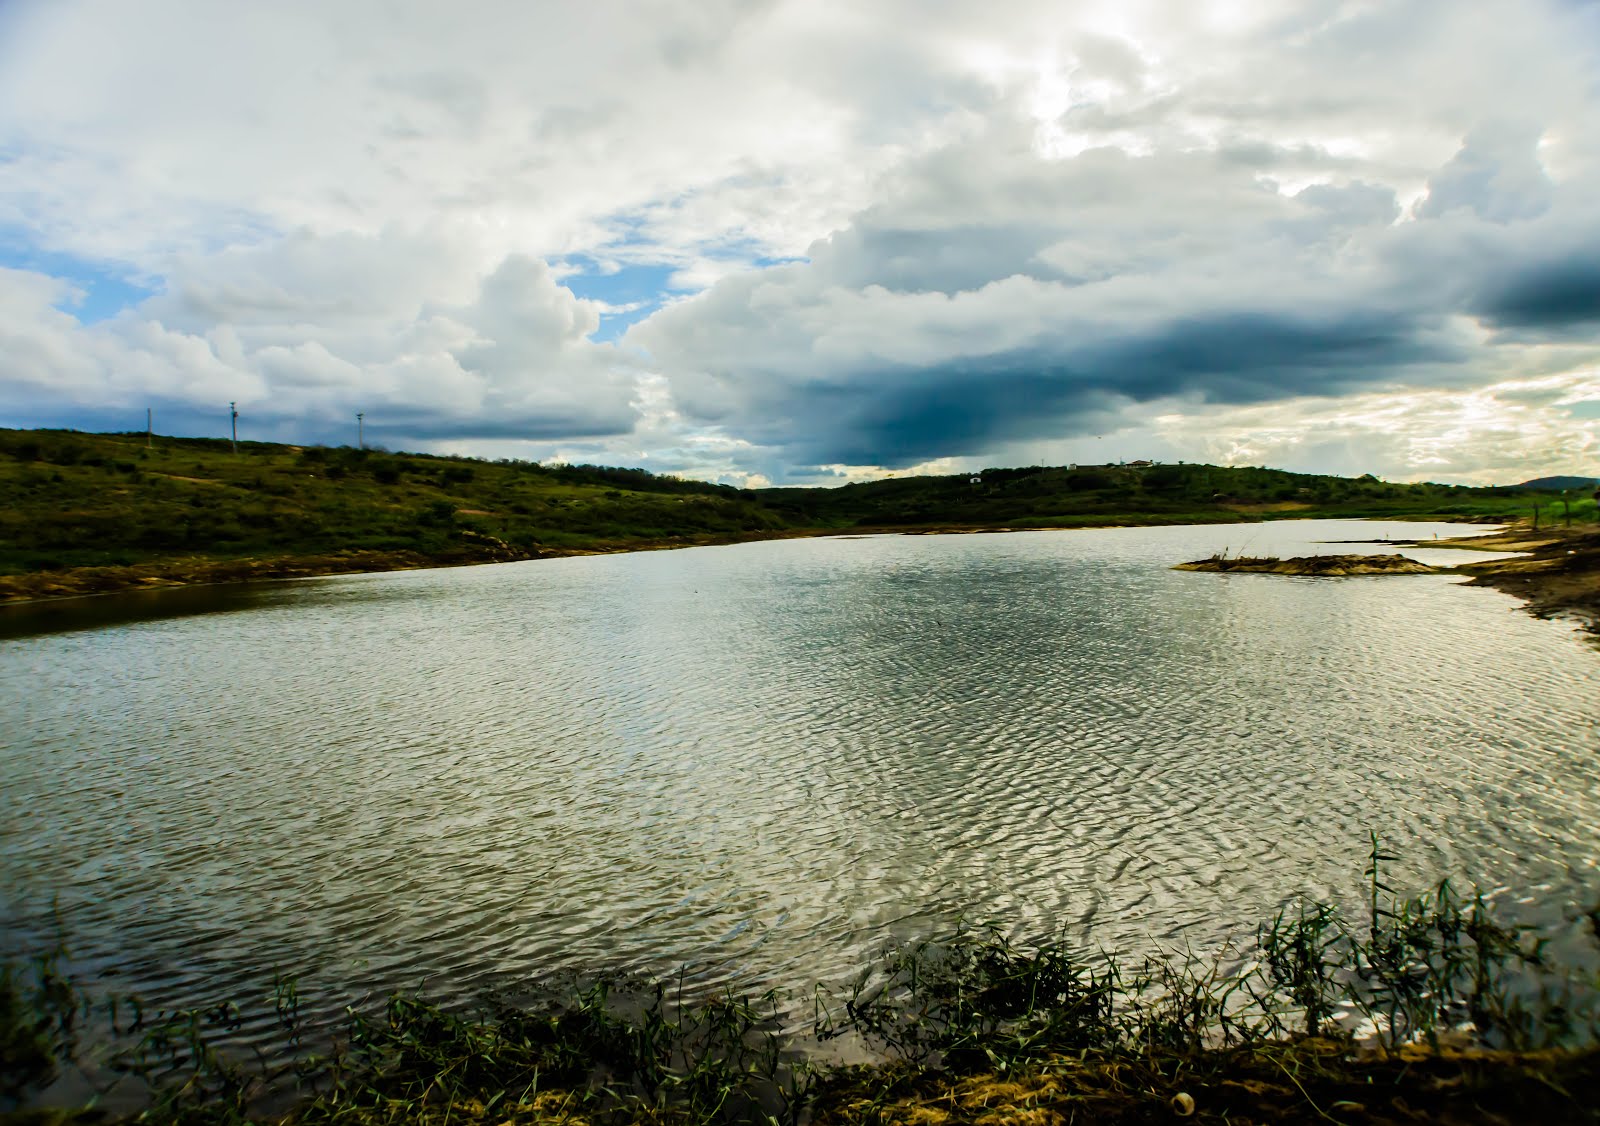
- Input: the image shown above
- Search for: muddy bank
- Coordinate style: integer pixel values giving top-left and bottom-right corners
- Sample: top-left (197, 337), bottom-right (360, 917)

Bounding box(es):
top-left (1175, 553), bottom-right (1441, 576)
top-left (0, 516), bottom-right (1247, 605)
top-left (811, 1044), bottom-right (1600, 1125)
top-left (1443, 526), bottom-right (1600, 632)
top-left (1176, 524), bottom-right (1600, 634)
top-left (0, 545), bottom-right (547, 603)
top-left (0, 530), bottom-right (824, 605)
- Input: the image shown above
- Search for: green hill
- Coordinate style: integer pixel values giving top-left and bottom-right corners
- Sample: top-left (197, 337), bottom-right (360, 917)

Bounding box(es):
top-left (1, 429), bottom-right (1586, 601)
top-left (0, 428), bottom-right (789, 597)
top-left (1514, 475), bottom-right (1600, 491)
top-left (753, 461), bottom-right (1556, 528)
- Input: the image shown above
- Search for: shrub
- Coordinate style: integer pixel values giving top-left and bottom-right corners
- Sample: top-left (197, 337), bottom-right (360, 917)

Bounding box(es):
top-left (1066, 470), bottom-right (1114, 492)
top-left (417, 500), bottom-right (456, 527)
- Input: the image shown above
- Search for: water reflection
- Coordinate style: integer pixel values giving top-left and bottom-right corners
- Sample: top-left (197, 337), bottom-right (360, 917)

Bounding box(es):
top-left (0, 568), bottom-right (479, 641)
top-left (0, 581), bottom-right (289, 640)
top-left (1, 522), bottom-right (1596, 1051)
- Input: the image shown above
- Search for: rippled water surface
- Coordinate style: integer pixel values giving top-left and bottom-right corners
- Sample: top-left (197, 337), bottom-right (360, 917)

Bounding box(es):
top-left (3, 521), bottom-right (1598, 1024)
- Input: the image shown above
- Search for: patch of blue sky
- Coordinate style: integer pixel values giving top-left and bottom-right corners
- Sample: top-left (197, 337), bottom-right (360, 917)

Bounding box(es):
top-left (0, 231), bottom-right (156, 323)
top-left (562, 259), bottom-right (679, 307)
top-left (1565, 399), bottom-right (1600, 420)
top-left (560, 259), bottom-right (681, 342)
top-left (558, 228), bottom-right (808, 341)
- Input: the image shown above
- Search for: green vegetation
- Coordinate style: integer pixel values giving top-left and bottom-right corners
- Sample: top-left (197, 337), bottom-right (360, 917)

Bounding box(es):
top-left (2, 427), bottom-right (1594, 601)
top-left (4, 842), bottom-right (1598, 1124)
top-left (754, 462), bottom-right (1597, 529)
top-left (0, 430), bottom-right (787, 598)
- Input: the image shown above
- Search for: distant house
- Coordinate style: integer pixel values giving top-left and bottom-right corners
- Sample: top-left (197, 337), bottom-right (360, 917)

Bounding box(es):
top-left (1127, 459), bottom-right (1153, 468)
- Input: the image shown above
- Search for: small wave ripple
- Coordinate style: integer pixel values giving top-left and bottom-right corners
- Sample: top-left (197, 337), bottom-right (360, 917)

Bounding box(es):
top-left (2, 520), bottom-right (1597, 1045)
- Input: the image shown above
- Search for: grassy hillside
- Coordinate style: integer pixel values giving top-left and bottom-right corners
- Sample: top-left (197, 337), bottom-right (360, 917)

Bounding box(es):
top-left (1, 428), bottom-right (1591, 599)
top-left (0, 429), bottom-right (788, 578)
top-left (1516, 474), bottom-right (1600, 490)
top-left (753, 460), bottom-right (1583, 528)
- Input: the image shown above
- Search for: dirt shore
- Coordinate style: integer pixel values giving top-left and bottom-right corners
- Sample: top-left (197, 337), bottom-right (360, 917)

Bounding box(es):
top-left (1411, 524), bottom-right (1600, 634)
top-left (1177, 523), bottom-right (1600, 635)
top-left (0, 530), bottom-right (823, 605)
top-left (6, 521), bottom-right (1598, 636)
top-left (1176, 553), bottom-right (1441, 576)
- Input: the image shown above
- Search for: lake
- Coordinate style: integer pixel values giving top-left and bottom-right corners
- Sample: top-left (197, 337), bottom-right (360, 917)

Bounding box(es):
top-left (3, 520), bottom-right (1597, 1041)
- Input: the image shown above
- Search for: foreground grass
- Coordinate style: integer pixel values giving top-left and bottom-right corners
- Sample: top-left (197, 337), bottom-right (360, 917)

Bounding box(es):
top-left (5, 842), bottom-right (1598, 1125)
top-left (5, 427), bottom-right (1591, 603)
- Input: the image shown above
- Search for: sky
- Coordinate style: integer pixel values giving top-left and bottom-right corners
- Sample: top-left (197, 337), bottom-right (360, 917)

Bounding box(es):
top-left (2, 0), bottom-right (1599, 486)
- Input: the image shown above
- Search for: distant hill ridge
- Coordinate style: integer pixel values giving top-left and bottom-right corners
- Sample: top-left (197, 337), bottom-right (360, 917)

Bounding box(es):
top-left (2, 426), bottom-right (1597, 603)
top-left (1514, 476), bottom-right (1600, 490)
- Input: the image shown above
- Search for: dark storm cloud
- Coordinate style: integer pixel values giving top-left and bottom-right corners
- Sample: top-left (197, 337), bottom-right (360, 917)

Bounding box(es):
top-left (8, 0), bottom-right (1598, 479)
top-left (704, 303), bottom-right (1459, 469)
top-left (1478, 256), bottom-right (1600, 328)
top-left (632, 130), bottom-right (1506, 468)
top-left (1092, 309), bottom-right (1460, 401)
top-left (751, 363), bottom-right (1125, 468)
top-left (629, 12), bottom-right (1600, 477)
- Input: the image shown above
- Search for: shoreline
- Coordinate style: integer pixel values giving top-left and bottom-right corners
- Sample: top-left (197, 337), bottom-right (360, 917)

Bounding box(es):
top-left (0, 515), bottom-right (1253, 606)
top-left (8, 865), bottom-right (1599, 1125)
top-left (1407, 524), bottom-right (1600, 635)
top-left (4, 517), bottom-right (1597, 636)
top-left (0, 530), bottom-right (823, 607)
top-left (1171, 523), bottom-right (1600, 636)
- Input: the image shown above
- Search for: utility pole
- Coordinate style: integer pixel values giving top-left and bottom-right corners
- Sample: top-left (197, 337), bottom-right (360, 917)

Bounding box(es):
top-left (357, 412), bottom-right (365, 450)
top-left (146, 407), bottom-right (152, 449)
top-left (230, 401), bottom-right (238, 454)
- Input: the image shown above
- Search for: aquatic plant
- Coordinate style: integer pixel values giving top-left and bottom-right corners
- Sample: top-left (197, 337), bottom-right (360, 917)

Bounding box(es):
top-left (4, 840), bottom-right (1597, 1124)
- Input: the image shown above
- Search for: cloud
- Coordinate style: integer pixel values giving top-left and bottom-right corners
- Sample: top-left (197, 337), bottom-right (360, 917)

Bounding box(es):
top-left (1478, 258), bottom-right (1600, 329)
top-left (0, 239), bottom-right (639, 446)
top-left (628, 136), bottom-right (1482, 467)
top-left (1416, 122), bottom-right (1554, 223)
top-left (625, 0), bottom-right (1600, 475)
top-left (1145, 370), bottom-right (1600, 485)
top-left (1, 0), bottom-right (1599, 480)
top-left (0, 0), bottom-right (930, 273)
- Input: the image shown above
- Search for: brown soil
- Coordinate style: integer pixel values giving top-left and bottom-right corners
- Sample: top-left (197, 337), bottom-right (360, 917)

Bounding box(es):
top-left (0, 547), bottom-right (545, 603)
top-left (809, 1042), bottom-right (1600, 1125)
top-left (1441, 525), bottom-right (1600, 633)
top-left (1176, 554), bottom-right (1441, 576)
top-left (1219, 500), bottom-right (1315, 514)
top-left (0, 529), bottom-right (823, 604)
top-left (151, 472), bottom-right (223, 485)
top-left (1179, 525), bottom-right (1600, 636)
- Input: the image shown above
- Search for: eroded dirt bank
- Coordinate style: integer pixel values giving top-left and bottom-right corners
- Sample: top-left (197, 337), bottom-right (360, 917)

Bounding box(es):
top-left (1421, 525), bottom-right (1600, 633)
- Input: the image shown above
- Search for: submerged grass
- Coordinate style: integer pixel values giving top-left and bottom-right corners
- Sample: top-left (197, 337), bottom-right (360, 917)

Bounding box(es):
top-left (5, 840), bottom-right (1598, 1125)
